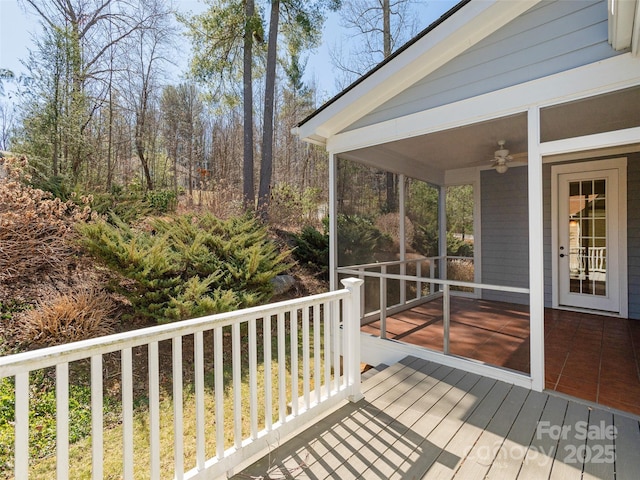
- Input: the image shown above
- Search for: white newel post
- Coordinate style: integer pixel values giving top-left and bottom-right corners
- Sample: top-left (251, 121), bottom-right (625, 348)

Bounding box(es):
top-left (341, 277), bottom-right (364, 402)
top-left (528, 106), bottom-right (545, 392)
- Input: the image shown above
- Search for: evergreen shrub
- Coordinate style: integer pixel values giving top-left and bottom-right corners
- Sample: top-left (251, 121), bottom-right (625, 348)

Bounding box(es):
top-left (336, 214), bottom-right (393, 266)
top-left (79, 213), bottom-right (291, 322)
top-left (290, 225), bottom-right (329, 280)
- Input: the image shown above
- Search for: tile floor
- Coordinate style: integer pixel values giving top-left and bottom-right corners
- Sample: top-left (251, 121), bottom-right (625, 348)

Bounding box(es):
top-left (361, 297), bottom-right (640, 416)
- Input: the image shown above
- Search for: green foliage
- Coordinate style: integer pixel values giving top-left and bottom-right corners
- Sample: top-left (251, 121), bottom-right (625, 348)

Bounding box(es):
top-left (336, 214), bottom-right (393, 266)
top-left (447, 184), bottom-right (474, 238)
top-left (0, 301), bottom-right (30, 322)
top-left (269, 183), bottom-right (323, 226)
top-left (79, 213), bottom-right (291, 322)
top-left (0, 370), bottom-right (105, 471)
top-left (447, 233), bottom-right (474, 257)
top-left (290, 225), bottom-right (329, 279)
top-left (144, 190), bottom-right (177, 213)
top-left (86, 188), bottom-right (177, 224)
top-left (412, 224), bottom-right (439, 258)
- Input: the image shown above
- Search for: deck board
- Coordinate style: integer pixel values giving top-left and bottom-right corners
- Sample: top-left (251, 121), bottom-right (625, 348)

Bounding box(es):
top-left (517, 395), bottom-right (567, 480)
top-left (234, 356), bottom-right (640, 480)
top-left (613, 411), bottom-right (640, 479)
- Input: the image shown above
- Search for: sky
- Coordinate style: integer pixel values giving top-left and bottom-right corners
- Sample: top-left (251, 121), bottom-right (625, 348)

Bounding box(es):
top-left (0, 0), bottom-right (459, 100)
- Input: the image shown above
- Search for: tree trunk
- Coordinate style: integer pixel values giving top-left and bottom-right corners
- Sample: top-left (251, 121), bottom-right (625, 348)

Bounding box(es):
top-left (243, 0), bottom-right (256, 209)
top-left (382, 0), bottom-right (396, 212)
top-left (258, 0), bottom-right (280, 218)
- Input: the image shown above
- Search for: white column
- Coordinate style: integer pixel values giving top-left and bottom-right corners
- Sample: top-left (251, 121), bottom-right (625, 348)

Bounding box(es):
top-left (528, 107), bottom-right (545, 392)
top-left (329, 152), bottom-right (338, 291)
top-left (399, 174), bottom-right (406, 304)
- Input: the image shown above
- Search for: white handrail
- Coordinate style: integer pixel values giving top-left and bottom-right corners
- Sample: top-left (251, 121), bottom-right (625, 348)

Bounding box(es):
top-left (1, 280), bottom-right (364, 480)
top-left (337, 264), bottom-right (530, 360)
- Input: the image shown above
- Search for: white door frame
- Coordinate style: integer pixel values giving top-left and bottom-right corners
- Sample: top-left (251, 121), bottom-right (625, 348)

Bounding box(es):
top-left (551, 158), bottom-right (628, 317)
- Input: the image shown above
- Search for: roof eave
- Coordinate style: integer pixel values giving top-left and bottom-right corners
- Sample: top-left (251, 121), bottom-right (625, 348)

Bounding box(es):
top-left (296, 0), bottom-right (542, 147)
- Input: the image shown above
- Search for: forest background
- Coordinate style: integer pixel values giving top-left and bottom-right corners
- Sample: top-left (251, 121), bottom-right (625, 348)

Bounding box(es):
top-left (0, 0), bottom-right (471, 341)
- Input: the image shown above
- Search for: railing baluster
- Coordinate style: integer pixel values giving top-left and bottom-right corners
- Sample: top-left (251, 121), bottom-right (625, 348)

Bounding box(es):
top-left (416, 260), bottom-right (422, 300)
top-left (359, 268), bottom-right (365, 322)
top-left (264, 316), bottom-right (273, 431)
top-left (277, 312), bottom-right (286, 423)
top-left (332, 301), bottom-right (340, 393)
top-left (122, 348), bottom-right (134, 479)
top-left (323, 302), bottom-right (331, 398)
top-left (302, 306), bottom-right (310, 410)
top-left (214, 327), bottom-right (224, 459)
top-left (380, 265), bottom-right (387, 339)
top-left (56, 363), bottom-right (69, 480)
top-left (249, 318), bottom-right (258, 439)
top-left (195, 331), bottom-right (205, 471)
top-left (313, 304), bottom-right (321, 404)
top-left (172, 338), bottom-right (184, 480)
top-left (232, 322), bottom-right (242, 447)
top-left (14, 372), bottom-right (29, 478)
top-left (430, 260), bottom-right (436, 294)
top-left (148, 342), bottom-right (160, 479)
top-left (443, 284), bottom-right (451, 355)
top-left (91, 355), bottom-right (104, 480)
top-left (290, 309), bottom-right (299, 416)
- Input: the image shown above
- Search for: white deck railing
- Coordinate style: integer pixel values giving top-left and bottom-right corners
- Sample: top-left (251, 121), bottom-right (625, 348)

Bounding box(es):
top-left (338, 255), bottom-right (476, 322)
top-left (338, 260), bottom-right (528, 352)
top-left (0, 278), bottom-right (364, 480)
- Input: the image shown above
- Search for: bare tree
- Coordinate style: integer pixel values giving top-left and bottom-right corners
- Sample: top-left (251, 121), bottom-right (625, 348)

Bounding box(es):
top-left (20, 0), bottom-right (167, 182)
top-left (332, 0), bottom-right (419, 210)
top-left (121, 0), bottom-right (176, 190)
top-left (330, 0), bottom-right (418, 88)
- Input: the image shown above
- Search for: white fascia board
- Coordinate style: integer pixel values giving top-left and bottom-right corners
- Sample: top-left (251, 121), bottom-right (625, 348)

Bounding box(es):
top-left (327, 53), bottom-right (640, 154)
top-left (540, 126), bottom-right (640, 156)
top-left (298, 0), bottom-right (541, 145)
top-left (609, 0), bottom-right (638, 50)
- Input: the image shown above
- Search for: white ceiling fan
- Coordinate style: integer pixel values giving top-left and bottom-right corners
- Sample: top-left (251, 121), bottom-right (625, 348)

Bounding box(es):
top-left (491, 140), bottom-right (513, 174)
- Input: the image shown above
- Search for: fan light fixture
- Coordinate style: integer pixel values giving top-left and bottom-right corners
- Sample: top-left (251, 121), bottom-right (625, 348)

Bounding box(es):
top-left (492, 140), bottom-right (513, 174)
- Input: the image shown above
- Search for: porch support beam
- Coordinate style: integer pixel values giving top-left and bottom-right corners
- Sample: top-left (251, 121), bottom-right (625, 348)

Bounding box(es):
top-left (399, 174), bottom-right (406, 305)
top-left (329, 152), bottom-right (338, 291)
top-left (540, 126), bottom-right (640, 157)
top-left (528, 107), bottom-right (545, 392)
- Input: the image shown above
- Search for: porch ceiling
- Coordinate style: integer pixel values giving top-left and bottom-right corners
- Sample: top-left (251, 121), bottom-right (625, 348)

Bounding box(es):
top-left (338, 86), bottom-right (640, 185)
top-left (340, 113), bottom-right (528, 183)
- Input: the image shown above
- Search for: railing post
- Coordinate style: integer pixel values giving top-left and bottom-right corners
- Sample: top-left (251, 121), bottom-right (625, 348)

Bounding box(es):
top-left (380, 265), bottom-right (387, 339)
top-left (430, 260), bottom-right (436, 295)
top-left (443, 283), bottom-right (450, 355)
top-left (416, 260), bottom-right (422, 300)
top-left (341, 278), bottom-right (364, 402)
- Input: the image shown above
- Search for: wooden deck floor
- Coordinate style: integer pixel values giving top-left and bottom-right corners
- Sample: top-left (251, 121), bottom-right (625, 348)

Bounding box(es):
top-left (235, 356), bottom-right (640, 479)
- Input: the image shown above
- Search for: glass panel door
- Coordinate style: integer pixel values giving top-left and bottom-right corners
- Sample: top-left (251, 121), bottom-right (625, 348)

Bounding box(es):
top-left (567, 179), bottom-right (607, 296)
top-left (558, 169), bottom-right (619, 313)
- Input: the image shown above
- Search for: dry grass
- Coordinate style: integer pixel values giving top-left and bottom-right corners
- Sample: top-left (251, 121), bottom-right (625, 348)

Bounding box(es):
top-left (375, 213), bottom-right (415, 249)
top-left (0, 156), bottom-right (92, 283)
top-left (447, 258), bottom-right (475, 292)
top-left (178, 184), bottom-right (244, 220)
top-left (14, 288), bottom-right (117, 349)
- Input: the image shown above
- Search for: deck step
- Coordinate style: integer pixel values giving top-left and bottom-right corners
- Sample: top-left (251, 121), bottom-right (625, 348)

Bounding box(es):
top-left (361, 362), bottom-right (389, 382)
